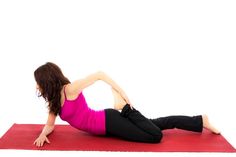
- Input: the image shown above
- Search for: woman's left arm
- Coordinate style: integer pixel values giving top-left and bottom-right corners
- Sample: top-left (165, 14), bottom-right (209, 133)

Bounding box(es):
top-left (69, 71), bottom-right (131, 105)
top-left (98, 72), bottom-right (131, 105)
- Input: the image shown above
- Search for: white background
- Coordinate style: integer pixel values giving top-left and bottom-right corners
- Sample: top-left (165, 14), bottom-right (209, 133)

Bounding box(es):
top-left (0, 0), bottom-right (235, 157)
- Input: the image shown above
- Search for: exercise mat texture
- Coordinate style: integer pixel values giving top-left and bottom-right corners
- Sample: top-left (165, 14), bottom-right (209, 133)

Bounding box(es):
top-left (0, 124), bottom-right (235, 152)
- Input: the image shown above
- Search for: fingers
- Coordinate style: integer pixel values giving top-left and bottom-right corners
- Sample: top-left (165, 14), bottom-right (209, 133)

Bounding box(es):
top-left (45, 137), bottom-right (50, 144)
top-left (33, 141), bottom-right (40, 147)
top-left (33, 137), bottom-right (50, 147)
top-left (123, 97), bottom-right (133, 109)
top-left (39, 141), bottom-right (43, 147)
top-left (120, 94), bottom-right (133, 109)
top-left (33, 139), bottom-right (40, 147)
top-left (129, 104), bottom-right (134, 110)
top-left (34, 140), bottom-right (44, 147)
top-left (111, 88), bottom-right (134, 110)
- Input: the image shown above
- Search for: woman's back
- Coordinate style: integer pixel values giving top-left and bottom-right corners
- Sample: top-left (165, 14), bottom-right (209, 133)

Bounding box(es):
top-left (59, 87), bottom-right (106, 135)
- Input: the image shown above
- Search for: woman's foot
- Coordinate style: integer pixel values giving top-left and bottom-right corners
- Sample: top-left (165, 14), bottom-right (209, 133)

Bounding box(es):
top-left (202, 114), bottom-right (221, 134)
top-left (112, 88), bottom-right (126, 110)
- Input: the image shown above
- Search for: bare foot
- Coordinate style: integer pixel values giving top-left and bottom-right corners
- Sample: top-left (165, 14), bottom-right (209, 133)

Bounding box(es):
top-left (202, 114), bottom-right (221, 134)
top-left (112, 88), bottom-right (126, 110)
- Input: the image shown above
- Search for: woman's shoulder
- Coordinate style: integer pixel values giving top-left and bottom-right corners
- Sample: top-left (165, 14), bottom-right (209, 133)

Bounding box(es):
top-left (65, 81), bottom-right (82, 100)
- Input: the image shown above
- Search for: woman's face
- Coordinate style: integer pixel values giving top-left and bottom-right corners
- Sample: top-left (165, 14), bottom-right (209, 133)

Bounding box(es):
top-left (36, 84), bottom-right (39, 90)
top-left (36, 83), bottom-right (42, 94)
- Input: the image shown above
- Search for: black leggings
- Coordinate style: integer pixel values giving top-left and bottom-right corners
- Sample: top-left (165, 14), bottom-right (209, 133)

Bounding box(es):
top-left (105, 104), bottom-right (203, 143)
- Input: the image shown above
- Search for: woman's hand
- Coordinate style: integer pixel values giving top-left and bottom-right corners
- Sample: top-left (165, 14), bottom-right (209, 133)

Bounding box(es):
top-left (112, 88), bottom-right (133, 110)
top-left (119, 90), bottom-right (133, 109)
top-left (33, 118), bottom-right (55, 147)
top-left (33, 134), bottom-right (50, 147)
top-left (120, 91), bottom-right (130, 104)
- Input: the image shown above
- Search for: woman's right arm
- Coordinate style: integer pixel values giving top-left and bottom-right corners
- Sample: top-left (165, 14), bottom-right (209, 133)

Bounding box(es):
top-left (33, 112), bottom-right (56, 147)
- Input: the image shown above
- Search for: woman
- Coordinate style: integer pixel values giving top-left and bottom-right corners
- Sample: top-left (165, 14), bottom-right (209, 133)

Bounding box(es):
top-left (33, 62), bottom-right (220, 147)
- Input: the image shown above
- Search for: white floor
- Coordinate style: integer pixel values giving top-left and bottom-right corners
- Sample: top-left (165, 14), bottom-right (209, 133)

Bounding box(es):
top-left (0, 150), bottom-right (236, 157)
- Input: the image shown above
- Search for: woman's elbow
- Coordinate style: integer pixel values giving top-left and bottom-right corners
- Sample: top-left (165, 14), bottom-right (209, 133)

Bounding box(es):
top-left (96, 71), bottom-right (106, 80)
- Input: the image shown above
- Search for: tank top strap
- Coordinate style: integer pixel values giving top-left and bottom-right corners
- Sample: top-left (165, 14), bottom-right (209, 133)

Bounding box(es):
top-left (63, 85), bottom-right (68, 100)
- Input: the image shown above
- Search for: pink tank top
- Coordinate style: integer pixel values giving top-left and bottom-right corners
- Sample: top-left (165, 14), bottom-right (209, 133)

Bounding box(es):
top-left (59, 88), bottom-right (106, 135)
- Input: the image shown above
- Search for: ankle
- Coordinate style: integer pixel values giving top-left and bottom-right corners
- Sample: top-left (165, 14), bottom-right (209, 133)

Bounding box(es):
top-left (120, 104), bottom-right (131, 117)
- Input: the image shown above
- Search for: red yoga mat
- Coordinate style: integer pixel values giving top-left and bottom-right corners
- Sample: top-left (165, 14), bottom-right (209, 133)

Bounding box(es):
top-left (0, 124), bottom-right (235, 152)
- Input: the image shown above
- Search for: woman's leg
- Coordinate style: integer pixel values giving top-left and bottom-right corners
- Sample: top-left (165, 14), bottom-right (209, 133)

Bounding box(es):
top-left (150, 115), bottom-right (203, 132)
top-left (120, 104), bottom-right (163, 138)
top-left (150, 114), bottom-right (220, 134)
top-left (105, 108), bottom-right (162, 143)
top-left (111, 89), bottom-right (162, 141)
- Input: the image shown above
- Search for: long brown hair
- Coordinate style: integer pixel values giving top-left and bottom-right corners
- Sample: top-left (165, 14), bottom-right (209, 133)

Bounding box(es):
top-left (34, 62), bottom-right (70, 115)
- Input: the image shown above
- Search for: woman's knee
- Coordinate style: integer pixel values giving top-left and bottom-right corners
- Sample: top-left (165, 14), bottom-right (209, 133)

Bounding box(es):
top-left (134, 131), bottom-right (163, 143)
top-left (141, 132), bottom-right (163, 143)
top-left (151, 131), bottom-right (163, 143)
